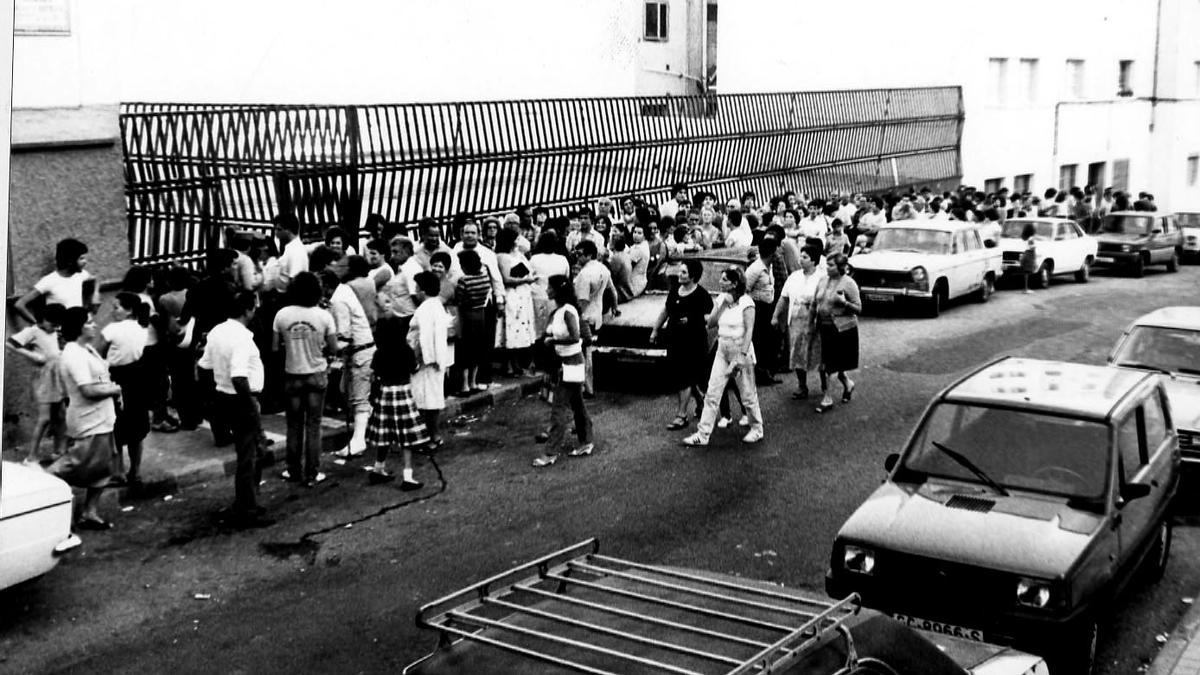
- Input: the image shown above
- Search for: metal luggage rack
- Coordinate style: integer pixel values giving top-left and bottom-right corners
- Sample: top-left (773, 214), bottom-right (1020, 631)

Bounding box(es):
top-left (413, 539), bottom-right (865, 674)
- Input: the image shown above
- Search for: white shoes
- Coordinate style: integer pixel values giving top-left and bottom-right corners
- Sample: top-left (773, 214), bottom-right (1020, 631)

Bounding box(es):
top-left (681, 433), bottom-right (708, 447)
top-left (334, 444), bottom-right (366, 458)
top-left (716, 417), bottom-right (732, 428)
top-left (741, 429), bottom-right (763, 444)
top-left (738, 415), bottom-right (750, 427)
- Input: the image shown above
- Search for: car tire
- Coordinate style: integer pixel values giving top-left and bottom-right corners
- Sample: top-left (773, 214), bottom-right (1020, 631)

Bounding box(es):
top-left (1048, 620), bottom-right (1099, 675)
top-left (1166, 251), bottom-right (1180, 272)
top-left (923, 286), bottom-right (944, 318)
top-left (1074, 259), bottom-right (1091, 283)
top-left (1144, 519), bottom-right (1173, 583)
top-left (1131, 255), bottom-right (1146, 278)
top-left (974, 275), bottom-right (994, 303)
top-left (1035, 261), bottom-right (1053, 288)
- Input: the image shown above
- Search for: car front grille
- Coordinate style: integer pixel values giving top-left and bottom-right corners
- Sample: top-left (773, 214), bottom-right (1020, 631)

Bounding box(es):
top-left (1002, 251), bottom-right (1021, 263)
top-left (873, 550), bottom-right (1012, 615)
top-left (1181, 430), bottom-right (1198, 453)
top-left (853, 269), bottom-right (915, 289)
top-left (1098, 242), bottom-right (1127, 253)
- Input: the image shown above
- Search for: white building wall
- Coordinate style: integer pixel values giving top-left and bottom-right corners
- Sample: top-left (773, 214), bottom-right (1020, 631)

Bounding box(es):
top-left (13, 0), bottom-right (644, 106)
top-left (719, 0), bottom-right (1200, 210)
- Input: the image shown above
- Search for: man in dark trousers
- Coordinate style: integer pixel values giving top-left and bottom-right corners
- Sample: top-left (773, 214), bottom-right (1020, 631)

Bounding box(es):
top-left (199, 291), bottom-right (273, 528)
top-left (183, 249), bottom-right (239, 445)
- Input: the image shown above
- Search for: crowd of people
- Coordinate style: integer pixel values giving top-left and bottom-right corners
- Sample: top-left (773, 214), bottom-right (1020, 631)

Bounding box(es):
top-left (6, 179), bottom-right (1150, 531)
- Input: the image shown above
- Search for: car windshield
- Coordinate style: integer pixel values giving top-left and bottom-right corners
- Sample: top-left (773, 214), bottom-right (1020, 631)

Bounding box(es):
top-left (1112, 326), bottom-right (1200, 376)
top-left (900, 403), bottom-right (1110, 500)
top-left (1177, 213), bottom-right (1200, 227)
top-left (872, 228), bottom-right (952, 254)
top-left (1100, 215), bottom-right (1151, 235)
top-left (1000, 221), bottom-right (1054, 239)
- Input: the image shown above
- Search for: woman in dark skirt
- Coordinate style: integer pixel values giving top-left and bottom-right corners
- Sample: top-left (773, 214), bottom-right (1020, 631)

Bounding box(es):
top-left (651, 259), bottom-right (714, 430)
top-left (812, 253), bottom-right (862, 413)
top-left (453, 249), bottom-right (492, 394)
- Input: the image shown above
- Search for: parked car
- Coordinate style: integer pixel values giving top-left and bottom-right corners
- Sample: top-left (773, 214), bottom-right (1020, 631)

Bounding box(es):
top-left (1093, 211), bottom-right (1182, 276)
top-left (1176, 212), bottom-right (1200, 262)
top-left (592, 247), bottom-right (752, 363)
top-left (998, 218), bottom-right (1097, 286)
top-left (849, 221), bottom-right (1002, 317)
top-left (1, 461), bottom-right (81, 591)
top-left (826, 357), bottom-right (1180, 674)
top-left (404, 538), bottom-right (1049, 675)
top-left (1108, 306), bottom-right (1200, 469)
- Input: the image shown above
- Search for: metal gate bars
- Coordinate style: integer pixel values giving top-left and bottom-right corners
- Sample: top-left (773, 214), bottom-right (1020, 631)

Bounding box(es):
top-left (120, 87), bottom-right (963, 267)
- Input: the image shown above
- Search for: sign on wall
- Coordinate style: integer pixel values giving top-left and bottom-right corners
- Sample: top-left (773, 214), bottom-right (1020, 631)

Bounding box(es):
top-left (14, 0), bottom-right (71, 36)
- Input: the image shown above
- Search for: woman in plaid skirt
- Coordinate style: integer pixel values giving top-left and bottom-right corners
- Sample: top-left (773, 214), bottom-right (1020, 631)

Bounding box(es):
top-left (364, 301), bottom-right (429, 490)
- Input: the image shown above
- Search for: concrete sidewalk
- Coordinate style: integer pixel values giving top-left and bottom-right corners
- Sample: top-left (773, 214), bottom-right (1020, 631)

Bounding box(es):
top-left (1150, 594), bottom-right (1200, 675)
top-left (85, 375), bottom-right (544, 497)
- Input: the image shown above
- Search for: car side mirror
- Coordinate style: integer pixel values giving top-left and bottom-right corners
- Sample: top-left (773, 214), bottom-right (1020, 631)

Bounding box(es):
top-left (983, 239), bottom-right (997, 248)
top-left (1119, 482), bottom-right (1151, 505)
top-left (884, 453), bottom-right (899, 472)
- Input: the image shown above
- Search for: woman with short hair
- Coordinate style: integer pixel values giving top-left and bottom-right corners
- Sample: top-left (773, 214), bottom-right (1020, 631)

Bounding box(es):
top-left (682, 267), bottom-right (764, 446)
top-left (772, 244), bottom-right (826, 399)
top-left (50, 307), bottom-right (124, 530)
top-left (652, 258), bottom-right (713, 430)
top-left (495, 228), bottom-right (537, 376)
top-left (532, 275), bottom-right (594, 467)
top-left (812, 253), bottom-right (862, 413)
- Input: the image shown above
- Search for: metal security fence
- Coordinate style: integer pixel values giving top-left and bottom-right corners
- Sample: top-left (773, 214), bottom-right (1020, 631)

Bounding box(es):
top-left (120, 87), bottom-right (963, 267)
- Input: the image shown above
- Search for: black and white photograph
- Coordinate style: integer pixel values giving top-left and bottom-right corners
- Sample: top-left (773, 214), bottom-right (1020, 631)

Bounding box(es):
top-left (2, 1), bottom-right (1200, 673)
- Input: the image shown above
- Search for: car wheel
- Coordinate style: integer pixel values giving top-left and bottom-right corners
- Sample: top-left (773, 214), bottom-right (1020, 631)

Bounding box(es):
top-left (1035, 261), bottom-right (1053, 288)
top-left (923, 286), bottom-right (944, 318)
top-left (975, 275), bottom-right (994, 303)
top-left (1144, 519), bottom-right (1173, 582)
top-left (1048, 620), bottom-right (1099, 675)
top-left (1166, 250), bottom-right (1180, 272)
top-left (1074, 259), bottom-right (1091, 283)
top-left (1131, 255), bottom-right (1146, 277)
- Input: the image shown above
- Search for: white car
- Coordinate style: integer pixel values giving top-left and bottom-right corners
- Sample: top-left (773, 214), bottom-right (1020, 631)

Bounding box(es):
top-left (1177, 212), bottom-right (1200, 261)
top-left (849, 220), bottom-right (1002, 317)
top-left (1, 461), bottom-right (81, 590)
top-left (1108, 306), bottom-right (1200, 469)
top-left (997, 217), bottom-right (1098, 286)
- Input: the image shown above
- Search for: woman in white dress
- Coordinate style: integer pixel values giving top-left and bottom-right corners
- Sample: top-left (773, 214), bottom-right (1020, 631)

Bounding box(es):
top-left (627, 223), bottom-right (651, 297)
top-left (771, 244), bottom-right (826, 399)
top-left (529, 231), bottom-right (570, 337)
top-left (495, 228), bottom-right (537, 376)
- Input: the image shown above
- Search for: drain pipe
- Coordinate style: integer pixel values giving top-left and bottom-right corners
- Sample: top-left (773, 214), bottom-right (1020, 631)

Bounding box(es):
top-left (1149, 0), bottom-right (1163, 133)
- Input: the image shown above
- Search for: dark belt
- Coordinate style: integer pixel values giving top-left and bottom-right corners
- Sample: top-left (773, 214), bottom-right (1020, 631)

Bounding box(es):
top-left (345, 342), bottom-right (376, 355)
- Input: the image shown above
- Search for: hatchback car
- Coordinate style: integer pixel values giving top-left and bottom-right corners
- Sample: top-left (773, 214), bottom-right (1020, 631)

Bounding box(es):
top-left (1109, 306), bottom-right (1200, 469)
top-left (1093, 211), bottom-right (1182, 276)
top-left (826, 357), bottom-right (1179, 674)
top-left (997, 218), bottom-right (1097, 287)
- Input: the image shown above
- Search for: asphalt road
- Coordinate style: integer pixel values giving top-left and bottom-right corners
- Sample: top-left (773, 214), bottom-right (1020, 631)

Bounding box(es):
top-left (2, 264), bottom-right (1199, 675)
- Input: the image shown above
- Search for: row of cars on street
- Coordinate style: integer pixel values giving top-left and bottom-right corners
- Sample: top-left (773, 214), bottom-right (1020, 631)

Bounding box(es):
top-left (849, 211), bottom-right (1197, 318)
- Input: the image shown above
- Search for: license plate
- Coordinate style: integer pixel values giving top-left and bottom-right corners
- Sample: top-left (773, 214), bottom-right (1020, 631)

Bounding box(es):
top-left (889, 613), bottom-right (986, 642)
top-left (865, 293), bottom-right (895, 302)
top-left (1095, 256), bottom-right (1114, 263)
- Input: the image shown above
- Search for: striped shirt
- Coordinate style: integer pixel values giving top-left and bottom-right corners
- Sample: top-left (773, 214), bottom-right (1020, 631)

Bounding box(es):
top-left (455, 273), bottom-right (492, 309)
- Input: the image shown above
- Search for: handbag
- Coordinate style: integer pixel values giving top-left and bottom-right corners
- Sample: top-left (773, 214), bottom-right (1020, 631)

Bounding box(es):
top-left (561, 362), bottom-right (585, 383)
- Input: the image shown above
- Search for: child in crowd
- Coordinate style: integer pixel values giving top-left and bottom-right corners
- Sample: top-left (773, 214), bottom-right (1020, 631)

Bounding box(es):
top-left (6, 303), bottom-right (68, 465)
top-left (409, 271), bottom-right (452, 448)
top-left (100, 292), bottom-right (151, 487)
top-left (365, 296), bottom-right (429, 490)
top-left (825, 219), bottom-right (851, 258)
top-left (15, 238), bottom-right (97, 324)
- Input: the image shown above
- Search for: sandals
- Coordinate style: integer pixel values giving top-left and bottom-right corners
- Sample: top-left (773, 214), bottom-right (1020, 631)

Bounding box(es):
top-left (814, 401), bottom-right (835, 414)
top-left (666, 416), bottom-right (690, 431)
top-left (842, 382), bottom-right (856, 403)
top-left (568, 443), bottom-right (594, 457)
top-left (532, 454), bottom-right (558, 468)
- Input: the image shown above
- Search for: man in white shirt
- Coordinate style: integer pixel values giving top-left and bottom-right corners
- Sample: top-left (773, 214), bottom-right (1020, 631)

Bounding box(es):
top-left (724, 210), bottom-right (754, 248)
top-left (198, 292), bottom-right (270, 527)
top-left (452, 222), bottom-right (505, 308)
top-left (273, 214), bottom-right (309, 293)
top-left (328, 271), bottom-right (376, 459)
top-left (658, 183), bottom-right (691, 221)
top-left (380, 236), bottom-right (420, 320)
top-left (572, 240), bottom-right (617, 396)
top-left (565, 210), bottom-right (607, 259)
top-left (834, 195), bottom-right (857, 229)
top-left (414, 218), bottom-right (459, 274)
top-left (799, 202), bottom-right (831, 242)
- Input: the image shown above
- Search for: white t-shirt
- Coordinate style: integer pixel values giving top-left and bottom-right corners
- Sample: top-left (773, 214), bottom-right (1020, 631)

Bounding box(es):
top-left (59, 342), bottom-right (117, 437)
top-left (198, 319), bottom-right (264, 395)
top-left (275, 238), bottom-right (310, 291)
top-left (800, 216), bottom-right (830, 241)
top-left (716, 294), bottom-right (756, 342)
top-left (273, 305), bottom-right (336, 375)
top-left (101, 319), bottom-right (149, 367)
top-left (725, 225), bottom-right (754, 248)
top-left (530, 253), bottom-right (570, 292)
top-left (34, 270), bottom-right (94, 308)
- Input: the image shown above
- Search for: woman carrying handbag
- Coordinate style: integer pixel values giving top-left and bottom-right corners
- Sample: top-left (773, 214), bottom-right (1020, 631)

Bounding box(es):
top-left (532, 275), bottom-right (594, 468)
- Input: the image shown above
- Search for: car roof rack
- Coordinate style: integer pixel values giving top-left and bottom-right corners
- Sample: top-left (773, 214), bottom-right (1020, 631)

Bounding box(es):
top-left (412, 538), bottom-right (864, 675)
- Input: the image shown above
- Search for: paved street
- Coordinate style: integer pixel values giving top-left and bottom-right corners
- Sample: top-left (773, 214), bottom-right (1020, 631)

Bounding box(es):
top-left (2, 265), bottom-right (1199, 674)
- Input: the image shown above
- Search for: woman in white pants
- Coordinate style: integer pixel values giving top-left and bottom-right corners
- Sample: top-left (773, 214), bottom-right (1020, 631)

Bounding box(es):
top-left (682, 267), bottom-right (764, 446)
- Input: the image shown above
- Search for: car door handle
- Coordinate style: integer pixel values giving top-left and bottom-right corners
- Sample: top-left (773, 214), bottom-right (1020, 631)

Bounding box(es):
top-left (1152, 479), bottom-right (1160, 488)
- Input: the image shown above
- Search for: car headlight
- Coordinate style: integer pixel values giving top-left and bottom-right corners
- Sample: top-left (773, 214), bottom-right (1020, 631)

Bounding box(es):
top-left (1120, 244), bottom-right (1132, 252)
top-left (1016, 578), bottom-right (1052, 608)
top-left (843, 545), bottom-right (876, 575)
top-left (910, 266), bottom-right (929, 290)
